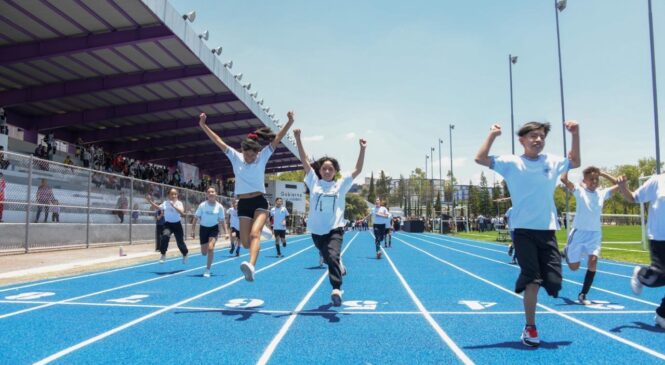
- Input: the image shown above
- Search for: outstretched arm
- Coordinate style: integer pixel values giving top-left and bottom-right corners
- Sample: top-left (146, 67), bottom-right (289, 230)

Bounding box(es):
top-left (293, 129), bottom-right (312, 174)
top-left (199, 113), bottom-right (230, 153)
top-left (600, 171), bottom-right (621, 195)
top-left (560, 171), bottom-right (575, 192)
top-left (565, 120), bottom-right (581, 168)
top-left (271, 111), bottom-right (296, 150)
top-left (616, 176), bottom-right (636, 203)
top-left (351, 139), bottom-right (367, 179)
top-left (145, 195), bottom-right (160, 210)
top-left (475, 124), bottom-right (502, 167)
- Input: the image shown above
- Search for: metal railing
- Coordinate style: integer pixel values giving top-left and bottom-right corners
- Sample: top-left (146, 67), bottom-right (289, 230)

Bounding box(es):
top-left (0, 151), bottom-right (232, 254)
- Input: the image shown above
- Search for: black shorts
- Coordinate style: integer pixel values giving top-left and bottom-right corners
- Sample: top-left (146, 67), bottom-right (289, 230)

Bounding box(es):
top-left (385, 228), bottom-right (391, 235)
top-left (513, 229), bottom-right (562, 298)
top-left (373, 224), bottom-right (386, 242)
top-left (199, 225), bottom-right (219, 245)
top-left (231, 227), bottom-right (240, 238)
top-left (274, 229), bottom-right (286, 239)
top-left (237, 195), bottom-right (269, 219)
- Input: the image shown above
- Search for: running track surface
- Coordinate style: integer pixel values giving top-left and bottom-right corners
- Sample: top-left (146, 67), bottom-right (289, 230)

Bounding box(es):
top-left (1, 232), bottom-right (664, 364)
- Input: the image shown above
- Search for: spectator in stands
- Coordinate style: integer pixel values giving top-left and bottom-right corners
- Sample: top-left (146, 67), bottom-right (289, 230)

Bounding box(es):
top-left (0, 107), bottom-right (8, 135)
top-left (114, 191), bottom-right (128, 223)
top-left (0, 146), bottom-right (9, 170)
top-left (75, 138), bottom-right (84, 160)
top-left (35, 178), bottom-right (54, 223)
top-left (82, 146), bottom-right (91, 168)
top-left (131, 203), bottom-right (139, 224)
top-left (51, 199), bottom-right (60, 223)
top-left (63, 155), bottom-right (73, 166)
top-left (0, 171), bottom-right (5, 222)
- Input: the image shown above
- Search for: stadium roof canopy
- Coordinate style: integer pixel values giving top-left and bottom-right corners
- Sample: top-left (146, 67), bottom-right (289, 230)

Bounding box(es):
top-left (0, 0), bottom-right (301, 177)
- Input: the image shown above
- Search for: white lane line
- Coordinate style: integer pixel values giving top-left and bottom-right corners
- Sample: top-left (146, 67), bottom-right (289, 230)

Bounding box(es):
top-left (380, 237), bottom-right (474, 365)
top-left (0, 299), bottom-right (657, 316)
top-left (0, 234), bottom-right (308, 293)
top-left (0, 237), bottom-right (310, 319)
top-left (422, 233), bottom-right (645, 267)
top-left (34, 242), bottom-right (316, 365)
top-left (256, 232), bottom-right (358, 365)
top-left (407, 234), bottom-right (659, 307)
top-left (418, 233), bottom-right (633, 279)
top-left (395, 235), bottom-right (665, 361)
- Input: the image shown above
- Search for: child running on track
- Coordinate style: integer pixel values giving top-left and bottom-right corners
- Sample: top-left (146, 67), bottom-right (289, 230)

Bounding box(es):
top-left (618, 173), bottom-right (665, 328)
top-left (199, 111), bottom-right (295, 281)
top-left (191, 186), bottom-right (228, 277)
top-left (475, 120), bottom-right (580, 347)
top-left (270, 197), bottom-right (289, 257)
top-left (146, 188), bottom-right (190, 264)
top-left (560, 168), bottom-right (619, 304)
top-left (293, 128), bottom-right (366, 306)
top-left (371, 198), bottom-right (390, 258)
top-left (227, 200), bottom-right (241, 256)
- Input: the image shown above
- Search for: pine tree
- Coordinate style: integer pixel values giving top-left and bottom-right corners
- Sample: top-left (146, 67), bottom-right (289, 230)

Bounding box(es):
top-left (367, 172), bottom-right (376, 202)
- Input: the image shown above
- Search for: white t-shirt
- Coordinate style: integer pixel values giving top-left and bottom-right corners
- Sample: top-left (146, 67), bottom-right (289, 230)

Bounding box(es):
top-left (225, 145), bottom-right (274, 195)
top-left (271, 206), bottom-right (289, 230)
top-left (571, 184), bottom-right (612, 232)
top-left (372, 206), bottom-right (390, 225)
top-left (226, 207), bottom-right (239, 230)
top-left (491, 153), bottom-right (570, 230)
top-left (160, 200), bottom-right (184, 223)
top-left (633, 174), bottom-right (665, 240)
top-left (195, 201), bottom-right (225, 227)
top-left (304, 169), bottom-right (354, 235)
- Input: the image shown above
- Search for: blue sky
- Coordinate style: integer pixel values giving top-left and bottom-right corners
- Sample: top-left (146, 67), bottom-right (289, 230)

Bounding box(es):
top-left (171, 0), bottom-right (664, 186)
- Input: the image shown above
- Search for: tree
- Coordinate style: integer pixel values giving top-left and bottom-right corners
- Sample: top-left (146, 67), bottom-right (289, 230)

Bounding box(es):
top-left (376, 170), bottom-right (391, 205)
top-left (467, 181), bottom-right (480, 218)
top-left (478, 172), bottom-right (491, 216)
top-left (397, 175), bottom-right (406, 208)
top-left (435, 190), bottom-right (442, 216)
top-left (367, 172), bottom-right (376, 202)
top-left (491, 181), bottom-right (502, 216)
top-left (346, 193), bottom-right (369, 220)
top-left (273, 170), bottom-right (305, 182)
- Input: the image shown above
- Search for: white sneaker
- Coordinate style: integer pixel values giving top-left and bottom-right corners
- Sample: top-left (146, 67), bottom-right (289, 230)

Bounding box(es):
top-left (203, 269), bottom-right (211, 278)
top-left (656, 313), bottom-right (665, 329)
top-left (631, 266), bottom-right (644, 296)
top-left (520, 325), bottom-right (540, 347)
top-left (578, 293), bottom-right (591, 305)
top-left (182, 255), bottom-right (188, 264)
top-left (331, 289), bottom-right (343, 307)
top-left (340, 261), bottom-right (347, 276)
top-left (240, 261), bottom-right (255, 282)
top-left (159, 254), bottom-right (166, 263)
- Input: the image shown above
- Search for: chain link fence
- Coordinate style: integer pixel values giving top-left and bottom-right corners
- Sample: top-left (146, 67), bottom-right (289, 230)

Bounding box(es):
top-left (0, 151), bottom-right (231, 255)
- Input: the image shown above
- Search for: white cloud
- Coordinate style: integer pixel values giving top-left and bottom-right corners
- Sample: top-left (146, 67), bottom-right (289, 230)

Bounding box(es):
top-left (303, 135), bottom-right (324, 142)
top-left (345, 132), bottom-right (356, 140)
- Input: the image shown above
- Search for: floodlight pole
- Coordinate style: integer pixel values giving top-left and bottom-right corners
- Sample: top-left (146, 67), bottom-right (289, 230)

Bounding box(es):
top-left (648, 0), bottom-right (661, 174)
top-left (555, 0), bottom-right (571, 233)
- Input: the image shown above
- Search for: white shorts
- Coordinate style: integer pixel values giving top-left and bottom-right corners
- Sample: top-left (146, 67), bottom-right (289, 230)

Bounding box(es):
top-left (566, 229), bottom-right (602, 263)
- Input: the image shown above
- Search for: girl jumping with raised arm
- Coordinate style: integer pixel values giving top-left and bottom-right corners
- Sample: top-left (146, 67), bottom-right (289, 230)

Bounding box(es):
top-left (199, 111), bottom-right (295, 281)
top-left (294, 128), bottom-right (366, 306)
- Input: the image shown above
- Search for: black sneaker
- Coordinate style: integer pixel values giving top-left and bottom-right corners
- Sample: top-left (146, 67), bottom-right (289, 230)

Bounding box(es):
top-left (283, 242), bottom-right (287, 247)
top-left (507, 245), bottom-right (514, 257)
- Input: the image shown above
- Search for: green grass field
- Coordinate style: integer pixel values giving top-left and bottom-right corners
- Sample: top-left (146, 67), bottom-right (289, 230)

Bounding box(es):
top-left (448, 225), bottom-right (650, 265)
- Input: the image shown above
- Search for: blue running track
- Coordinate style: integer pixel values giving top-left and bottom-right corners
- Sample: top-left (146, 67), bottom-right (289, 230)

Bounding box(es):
top-left (1, 232), bottom-right (664, 364)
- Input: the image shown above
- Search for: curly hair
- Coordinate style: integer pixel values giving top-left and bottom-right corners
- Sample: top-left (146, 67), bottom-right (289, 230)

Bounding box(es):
top-left (241, 127), bottom-right (275, 153)
top-left (310, 156), bottom-right (341, 180)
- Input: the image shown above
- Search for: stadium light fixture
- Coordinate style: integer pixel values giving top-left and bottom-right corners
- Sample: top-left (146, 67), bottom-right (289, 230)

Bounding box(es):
top-left (182, 11), bottom-right (196, 22)
top-left (250, 92), bottom-right (258, 98)
top-left (212, 47), bottom-right (222, 55)
top-left (556, 0), bottom-right (567, 11)
top-left (243, 83), bottom-right (252, 90)
top-left (258, 99), bottom-right (264, 105)
top-left (223, 60), bottom-right (233, 69)
top-left (234, 73), bottom-right (243, 81)
top-left (198, 30), bottom-right (209, 40)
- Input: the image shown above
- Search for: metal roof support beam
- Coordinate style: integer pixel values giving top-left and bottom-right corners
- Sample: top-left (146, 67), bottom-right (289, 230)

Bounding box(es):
top-left (0, 25), bottom-right (174, 67)
top-left (81, 111), bottom-right (255, 144)
top-left (0, 65), bottom-right (210, 106)
top-left (35, 92), bottom-right (238, 131)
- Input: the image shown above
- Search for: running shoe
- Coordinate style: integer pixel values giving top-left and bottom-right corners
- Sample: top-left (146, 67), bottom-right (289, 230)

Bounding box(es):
top-left (510, 257), bottom-right (517, 265)
top-left (159, 254), bottom-right (166, 263)
top-left (655, 313), bottom-right (665, 329)
top-left (631, 265), bottom-right (644, 296)
top-left (229, 244), bottom-right (234, 254)
top-left (331, 289), bottom-right (343, 307)
top-left (520, 325), bottom-right (540, 347)
top-left (376, 251), bottom-right (382, 260)
top-left (507, 244), bottom-right (514, 257)
top-left (203, 269), bottom-right (211, 278)
top-left (240, 261), bottom-right (255, 282)
top-left (578, 293), bottom-right (591, 305)
top-left (182, 255), bottom-right (188, 264)
top-left (235, 251), bottom-right (240, 257)
top-left (283, 242), bottom-right (287, 247)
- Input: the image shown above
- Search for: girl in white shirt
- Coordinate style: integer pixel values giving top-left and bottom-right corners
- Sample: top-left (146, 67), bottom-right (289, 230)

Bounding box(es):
top-left (294, 128), bottom-right (366, 306)
top-left (191, 186), bottom-right (228, 278)
top-left (199, 111), bottom-right (295, 281)
top-left (146, 188), bottom-right (189, 264)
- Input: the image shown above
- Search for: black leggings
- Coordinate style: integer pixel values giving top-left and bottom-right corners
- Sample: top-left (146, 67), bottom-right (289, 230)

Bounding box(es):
top-left (312, 228), bottom-right (344, 290)
top-left (160, 221), bottom-right (188, 256)
top-left (637, 240), bottom-right (665, 316)
top-left (373, 224), bottom-right (386, 251)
